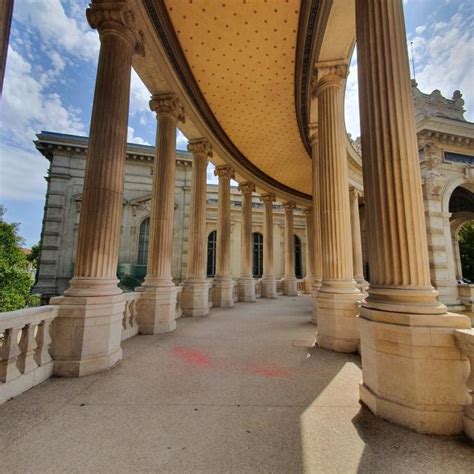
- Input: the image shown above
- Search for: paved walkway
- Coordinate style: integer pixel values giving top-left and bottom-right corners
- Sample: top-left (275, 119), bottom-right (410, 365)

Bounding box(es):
top-left (1, 295), bottom-right (473, 473)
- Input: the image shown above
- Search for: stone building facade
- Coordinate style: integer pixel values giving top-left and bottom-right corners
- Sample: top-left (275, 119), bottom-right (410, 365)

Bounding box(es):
top-left (33, 132), bottom-right (308, 301)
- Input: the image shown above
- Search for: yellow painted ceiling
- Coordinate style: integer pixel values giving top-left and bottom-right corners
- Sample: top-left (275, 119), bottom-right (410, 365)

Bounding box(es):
top-left (164, 0), bottom-right (312, 194)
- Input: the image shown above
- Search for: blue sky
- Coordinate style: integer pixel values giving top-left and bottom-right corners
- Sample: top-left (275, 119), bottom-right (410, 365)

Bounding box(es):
top-left (0, 0), bottom-right (473, 247)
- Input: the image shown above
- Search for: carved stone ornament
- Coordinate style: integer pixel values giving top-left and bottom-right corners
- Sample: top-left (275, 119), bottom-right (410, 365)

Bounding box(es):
top-left (314, 60), bottom-right (349, 94)
top-left (238, 181), bottom-right (256, 194)
top-left (214, 165), bottom-right (235, 179)
top-left (86, 1), bottom-right (145, 56)
top-left (282, 201), bottom-right (296, 211)
top-left (187, 138), bottom-right (213, 157)
top-left (260, 192), bottom-right (276, 204)
top-left (149, 93), bottom-right (185, 122)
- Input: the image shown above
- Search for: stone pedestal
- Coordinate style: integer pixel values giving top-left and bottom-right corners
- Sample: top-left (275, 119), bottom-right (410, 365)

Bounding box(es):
top-left (238, 182), bottom-right (256, 302)
top-left (138, 94), bottom-right (184, 332)
top-left (356, 0), bottom-right (471, 434)
top-left (181, 139), bottom-right (212, 317)
top-left (50, 2), bottom-right (143, 376)
top-left (282, 202), bottom-right (298, 296)
top-left (261, 193), bottom-right (277, 299)
top-left (213, 165), bottom-right (235, 308)
top-left (314, 62), bottom-right (362, 351)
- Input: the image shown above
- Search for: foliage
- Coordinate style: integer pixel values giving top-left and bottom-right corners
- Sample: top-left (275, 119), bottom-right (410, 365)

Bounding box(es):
top-left (27, 242), bottom-right (41, 269)
top-left (459, 221), bottom-right (474, 282)
top-left (0, 205), bottom-right (36, 312)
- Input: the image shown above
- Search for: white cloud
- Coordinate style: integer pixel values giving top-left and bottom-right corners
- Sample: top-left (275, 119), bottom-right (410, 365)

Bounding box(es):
top-left (207, 162), bottom-right (218, 184)
top-left (0, 143), bottom-right (48, 201)
top-left (176, 129), bottom-right (188, 150)
top-left (13, 0), bottom-right (99, 62)
top-left (344, 48), bottom-right (360, 138)
top-left (415, 25), bottom-right (426, 34)
top-left (127, 126), bottom-right (150, 146)
top-left (130, 69), bottom-right (151, 116)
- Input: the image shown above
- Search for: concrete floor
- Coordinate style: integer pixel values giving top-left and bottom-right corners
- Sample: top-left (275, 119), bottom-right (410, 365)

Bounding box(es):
top-left (1, 295), bottom-right (473, 473)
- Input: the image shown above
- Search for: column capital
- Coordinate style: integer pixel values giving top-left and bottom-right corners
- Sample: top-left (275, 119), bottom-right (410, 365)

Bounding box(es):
top-left (303, 207), bottom-right (312, 216)
top-left (282, 201), bottom-right (296, 211)
top-left (187, 138), bottom-right (212, 158)
top-left (349, 186), bottom-right (362, 199)
top-left (238, 181), bottom-right (255, 195)
top-left (313, 60), bottom-right (349, 95)
top-left (260, 192), bottom-right (276, 204)
top-left (86, 0), bottom-right (145, 55)
top-left (149, 93), bottom-right (185, 122)
top-left (214, 164), bottom-right (235, 179)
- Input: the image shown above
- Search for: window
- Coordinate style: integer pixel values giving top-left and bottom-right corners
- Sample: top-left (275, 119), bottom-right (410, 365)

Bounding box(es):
top-left (294, 234), bottom-right (302, 279)
top-left (207, 230), bottom-right (217, 277)
top-left (252, 232), bottom-right (263, 278)
top-left (137, 217), bottom-right (150, 265)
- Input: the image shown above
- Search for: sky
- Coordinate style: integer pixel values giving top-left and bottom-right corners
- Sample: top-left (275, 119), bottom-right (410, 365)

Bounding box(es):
top-left (0, 0), bottom-right (473, 247)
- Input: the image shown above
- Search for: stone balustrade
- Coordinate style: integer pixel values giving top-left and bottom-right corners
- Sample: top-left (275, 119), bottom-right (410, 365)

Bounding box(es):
top-left (454, 329), bottom-right (474, 440)
top-left (121, 292), bottom-right (140, 341)
top-left (297, 280), bottom-right (306, 293)
top-left (458, 285), bottom-right (474, 325)
top-left (176, 286), bottom-right (183, 319)
top-left (255, 280), bottom-right (262, 299)
top-left (0, 306), bottom-right (57, 404)
top-left (233, 281), bottom-right (239, 303)
top-left (276, 279), bottom-right (283, 294)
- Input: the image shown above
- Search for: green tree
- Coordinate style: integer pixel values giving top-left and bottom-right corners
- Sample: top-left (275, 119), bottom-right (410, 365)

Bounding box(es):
top-left (27, 242), bottom-right (41, 270)
top-left (459, 221), bottom-right (474, 282)
top-left (0, 205), bottom-right (35, 312)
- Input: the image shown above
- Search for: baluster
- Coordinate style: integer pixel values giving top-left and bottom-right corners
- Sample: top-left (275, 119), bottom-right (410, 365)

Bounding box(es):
top-left (17, 323), bottom-right (39, 374)
top-left (0, 327), bottom-right (22, 382)
top-left (34, 318), bottom-right (53, 366)
top-left (123, 300), bottom-right (130, 331)
top-left (129, 300), bottom-right (136, 329)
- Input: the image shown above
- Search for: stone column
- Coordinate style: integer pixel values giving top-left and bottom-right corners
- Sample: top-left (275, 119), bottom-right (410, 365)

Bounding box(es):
top-left (349, 187), bottom-right (367, 290)
top-left (303, 208), bottom-right (314, 294)
top-left (310, 126), bottom-right (323, 324)
top-left (238, 181), bottom-right (256, 302)
top-left (50, 1), bottom-right (144, 376)
top-left (213, 165), bottom-right (235, 307)
top-left (282, 202), bottom-right (298, 296)
top-left (260, 193), bottom-right (277, 298)
top-left (356, 0), bottom-right (471, 434)
top-left (138, 93), bottom-right (184, 333)
top-left (314, 61), bottom-right (362, 352)
top-left (0, 0), bottom-right (13, 95)
top-left (181, 139), bottom-right (212, 316)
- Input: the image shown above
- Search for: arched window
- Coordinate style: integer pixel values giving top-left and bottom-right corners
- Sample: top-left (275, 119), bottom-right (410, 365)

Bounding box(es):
top-left (137, 217), bottom-right (150, 265)
top-left (252, 232), bottom-right (263, 278)
top-left (294, 235), bottom-right (302, 279)
top-left (207, 231), bottom-right (217, 277)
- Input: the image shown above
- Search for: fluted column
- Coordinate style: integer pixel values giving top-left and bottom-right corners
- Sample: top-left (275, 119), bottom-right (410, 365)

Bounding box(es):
top-left (303, 208), bottom-right (314, 294)
top-left (314, 61), bottom-right (362, 352)
top-left (282, 202), bottom-right (298, 296)
top-left (212, 165), bottom-right (235, 307)
top-left (261, 193), bottom-right (277, 298)
top-left (50, 0), bottom-right (144, 377)
top-left (349, 187), bottom-right (367, 290)
top-left (238, 181), bottom-right (256, 302)
top-left (310, 126), bottom-right (322, 324)
top-left (181, 139), bottom-right (212, 317)
top-left (356, 0), bottom-right (471, 435)
top-left (138, 93), bottom-right (184, 333)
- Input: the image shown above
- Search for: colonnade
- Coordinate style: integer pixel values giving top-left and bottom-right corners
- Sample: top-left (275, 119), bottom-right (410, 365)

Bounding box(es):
top-left (46, 0), bottom-right (472, 437)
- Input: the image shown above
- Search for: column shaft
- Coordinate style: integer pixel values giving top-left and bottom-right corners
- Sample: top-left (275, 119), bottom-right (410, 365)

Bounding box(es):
top-left (314, 62), bottom-right (361, 352)
top-left (213, 165), bottom-right (235, 307)
top-left (282, 202), bottom-right (297, 296)
top-left (356, 0), bottom-right (471, 435)
top-left (238, 182), bottom-right (256, 302)
top-left (261, 193), bottom-right (277, 298)
top-left (181, 139), bottom-right (212, 317)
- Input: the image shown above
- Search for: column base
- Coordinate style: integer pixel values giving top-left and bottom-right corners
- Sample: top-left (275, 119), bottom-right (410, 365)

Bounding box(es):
top-left (49, 294), bottom-right (124, 377)
top-left (282, 276), bottom-right (298, 296)
top-left (359, 306), bottom-right (471, 435)
top-left (316, 282), bottom-right (362, 352)
top-left (261, 276), bottom-right (277, 299)
top-left (180, 279), bottom-right (211, 317)
top-left (238, 277), bottom-right (256, 302)
top-left (212, 278), bottom-right (234, 308)
top-left (136, 284), bottom-right (177, 334)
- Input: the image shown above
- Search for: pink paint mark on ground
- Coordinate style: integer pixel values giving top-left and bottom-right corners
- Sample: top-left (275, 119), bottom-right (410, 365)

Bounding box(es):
top-left (171, 346), bottom-right (211, 368)
top-left (249, 365), bottom-right (290, 378)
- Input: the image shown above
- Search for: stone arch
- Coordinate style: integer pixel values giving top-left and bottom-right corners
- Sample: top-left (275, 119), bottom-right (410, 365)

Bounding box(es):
top-left (441, 175), bottom-right (474, 214)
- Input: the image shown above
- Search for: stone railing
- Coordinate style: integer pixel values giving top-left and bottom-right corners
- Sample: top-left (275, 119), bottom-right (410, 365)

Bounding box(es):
top-left (0, 306), bottom-right (57, 404)
top-left (233, 281), bottom-right (239, 303)
top-left (255, 280), bottom-right (262, 299)
top-left (276, 279), bottom-right (283, 294)
top-left (121, 292), bottom-right (140, 341)
top-left (176, 286), bottom-right (183, 319)
top-left (297, 279), bottom-right (306, 293)
top-left (208, 280), bottom-right (214, 309)
top-left (454, 329), bottom-right (474, 441)
top-left (458, 284), bottom-right (474, 323)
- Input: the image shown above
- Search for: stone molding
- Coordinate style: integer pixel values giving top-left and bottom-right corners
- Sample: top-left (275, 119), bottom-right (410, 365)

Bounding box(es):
top-left (86, 0), bottom-right (145, 56)
top-left (238, 181), bottom-right (255, 195)
top-left (149, 93), bottom-right (185, 122)
top-left (187, 138), bottom-right (212, 157)
top-left (214, 165), bottom-right (235, 180)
